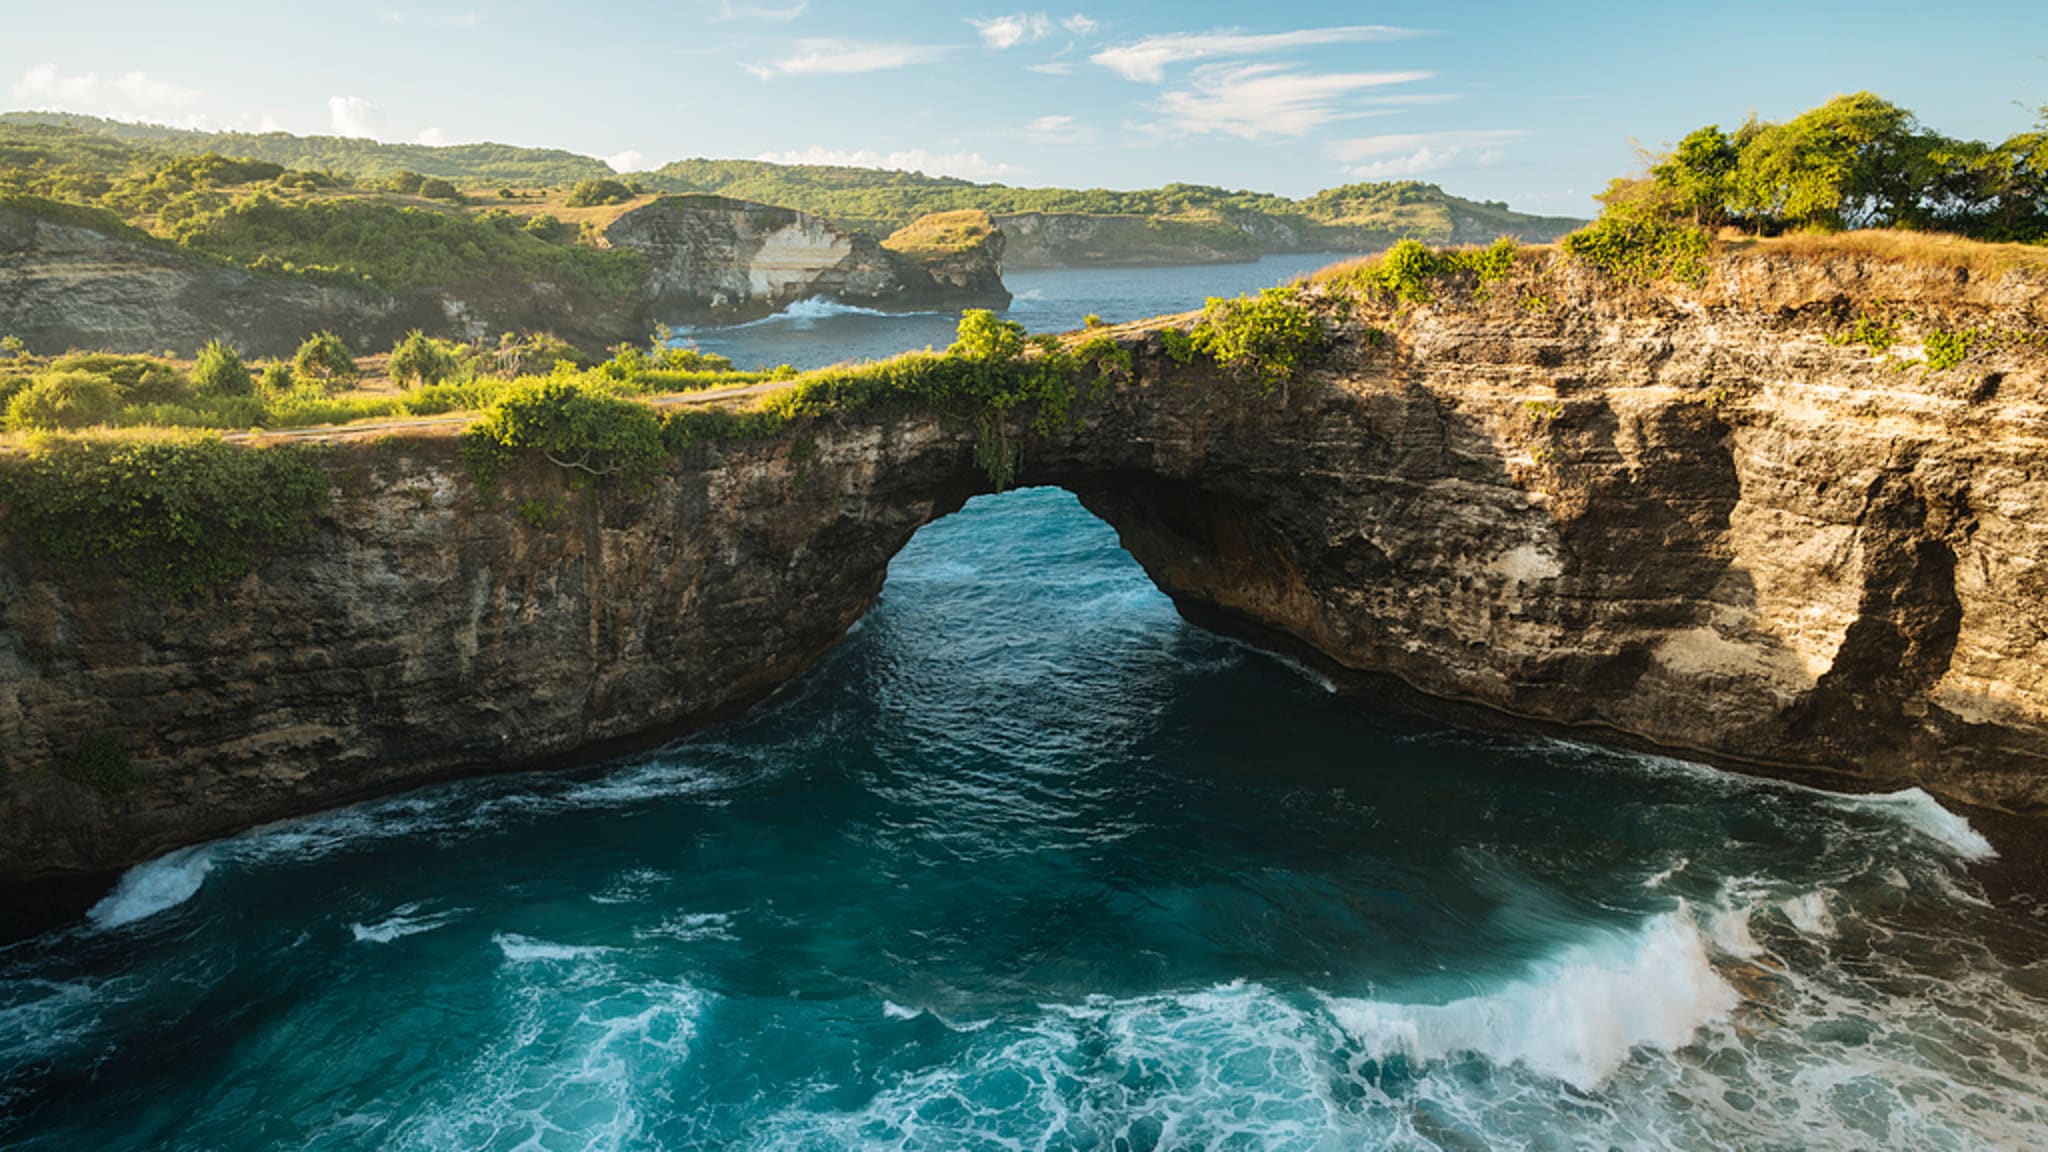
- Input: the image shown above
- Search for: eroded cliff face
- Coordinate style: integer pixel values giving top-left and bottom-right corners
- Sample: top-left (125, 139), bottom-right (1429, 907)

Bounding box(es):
top-left (0, 202), bottom-right (642, 357)
top-left (0, 196), bottom-right (1009, 357)
top-left (606, 195), bottom-right (1008, 325)
top-left (4, 249), bottom-right (2046, 893)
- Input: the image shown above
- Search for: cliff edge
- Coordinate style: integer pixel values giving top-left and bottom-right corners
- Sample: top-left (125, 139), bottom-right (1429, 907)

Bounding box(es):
top-left (3, 243), bottom-right (2046, 903)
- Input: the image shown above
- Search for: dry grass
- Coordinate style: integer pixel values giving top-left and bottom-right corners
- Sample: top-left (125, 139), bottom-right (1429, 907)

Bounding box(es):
top-left (1733, 229), bottom-right (2048, 279)
top-left (883, 209), bottom-right (995, 256)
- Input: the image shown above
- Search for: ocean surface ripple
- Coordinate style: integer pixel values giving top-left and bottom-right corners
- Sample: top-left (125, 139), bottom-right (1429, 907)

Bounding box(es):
top-left (5, 487), bottom-right (2047, 1150)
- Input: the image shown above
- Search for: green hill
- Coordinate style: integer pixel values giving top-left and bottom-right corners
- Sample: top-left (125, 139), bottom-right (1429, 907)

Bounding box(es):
top-left (1, 113), bottom-right (1584, 260)
top-left (641, 158), bottom-right (1581, 249)
top-left (0, 112), bottom-right (614, 187)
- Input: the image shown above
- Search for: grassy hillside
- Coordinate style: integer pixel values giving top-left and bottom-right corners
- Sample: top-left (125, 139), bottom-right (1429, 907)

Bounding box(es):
top-left (0, 112), bottom-right (615, 187)
top-left (643, 158), bottom-right (1581, 244)
top-left (3, 114), bottom-right (1584, 252)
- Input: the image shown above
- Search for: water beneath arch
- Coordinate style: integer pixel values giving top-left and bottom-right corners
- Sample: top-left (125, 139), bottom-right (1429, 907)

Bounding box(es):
top-left (4, 487), bottom-right (2046, 1150)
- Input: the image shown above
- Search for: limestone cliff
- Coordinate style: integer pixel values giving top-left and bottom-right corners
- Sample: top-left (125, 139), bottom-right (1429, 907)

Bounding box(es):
top-left (605, 195), bottom-right (1008, 325)
top-left (0, 195), bottom-right (1009, 357)
top-left (4, 247), bottom-right (2047, 902)
top-left (0, 199), bottom-right (638, 357)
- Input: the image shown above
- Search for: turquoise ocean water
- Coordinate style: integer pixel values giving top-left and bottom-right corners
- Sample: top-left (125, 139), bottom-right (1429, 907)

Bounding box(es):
top-left (4, 260), bottom-right (2047, 1149)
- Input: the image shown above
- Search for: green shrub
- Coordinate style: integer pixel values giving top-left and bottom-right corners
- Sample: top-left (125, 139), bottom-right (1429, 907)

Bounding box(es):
top-left (1373, 238), bottom-right (1442, 303)
top-left (1189, 287), bottom-right (1326, 391)
top-left (260, 361), bottom-right (296, 393)
top-left (389, 330), bottom-right (463, 387)
top-left (1561, 192), bottom-right (1711, 285)
top-left (482, 331), bottom-right (590, 377)
top-left (192, 340), bottom-right (254, 398)
top-left (949, 309), bottom-right (1027, 363)
top-left (6, 370), bottom-right (121, 430)
top-left (1159, 328), bottom-right (1198, 364)
top-left (565, 179), bottom-right (635, 208)
top-left (292, 331), bottom-right (358, 386)
top-left (47, 352), bottom-right (188, 404)
top-left (522, 213), bottom-right (571, 242)
top-left (1083, 313), bottom-right (1106, 329)
top-left (1, 335), bottom-right (25, 359)
top-left (460, 378), bottom-right (668, 491)
top-left (1923, 328), bottom-right (1976, 372)
top-left (0, 435), bottom-right (328, 597)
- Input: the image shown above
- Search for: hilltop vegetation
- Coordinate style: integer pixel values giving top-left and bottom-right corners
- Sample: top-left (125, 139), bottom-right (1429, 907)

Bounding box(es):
top-left (1563, 92), bottom-right (2048, 284)
top-left (643, 158), bottom-right (1578, 246)
top-left (0, 111), bottom-right (614, 187)
top-left (1, 113), bottom-right (1582, 265)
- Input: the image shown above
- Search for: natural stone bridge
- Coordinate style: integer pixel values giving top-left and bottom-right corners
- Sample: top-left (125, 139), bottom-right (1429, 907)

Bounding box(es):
top-left (6, 251), bottom-right (2047, 905)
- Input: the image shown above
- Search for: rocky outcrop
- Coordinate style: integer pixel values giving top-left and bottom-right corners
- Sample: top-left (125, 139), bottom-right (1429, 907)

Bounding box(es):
top-left (5, 248), bottom-right (2048, 903)
top-left (994, 212), bottom-right (1262, 267)
top-left (605, 195), bottom-right (1008, 325)
top-left (993, 204), bottom-right (1585, 268)
top-left (0, 200), bottom-right (639, 357)
top-left (0, 195), bottom-right (1010, 357)
top-left (0, 203), bottom-right (409, 357)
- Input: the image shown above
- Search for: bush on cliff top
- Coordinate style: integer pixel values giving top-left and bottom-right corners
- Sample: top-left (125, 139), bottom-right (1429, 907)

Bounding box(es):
top-left (6, 371), bottom-right (123, 431)
top-left (0, 434), bottom-right (329, 597)
top-left (460, 377), bottom-right (668, 491)
top-left (1188, 286), bottom-right (1327, 391)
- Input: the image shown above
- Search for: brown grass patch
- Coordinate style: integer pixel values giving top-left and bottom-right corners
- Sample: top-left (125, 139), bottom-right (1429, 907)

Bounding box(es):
top-left (1736, 230), bottom-right (2048, 280)
top-left (883, 209), bottom-right (995, 256)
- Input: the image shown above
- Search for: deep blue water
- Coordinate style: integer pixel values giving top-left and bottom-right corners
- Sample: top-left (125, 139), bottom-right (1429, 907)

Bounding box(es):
top-left (3, 487), bottom-right (2047, 1150)
top-left (678, 254), bottom-right (1347, 372)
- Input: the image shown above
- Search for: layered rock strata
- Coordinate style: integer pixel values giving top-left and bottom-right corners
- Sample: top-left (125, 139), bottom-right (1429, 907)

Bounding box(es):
top-left (4, 250), bottom-right (2045, 896)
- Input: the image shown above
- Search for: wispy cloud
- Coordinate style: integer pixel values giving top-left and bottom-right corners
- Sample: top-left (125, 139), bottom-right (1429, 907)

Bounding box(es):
top-left (10, 63), bottom-right (203, 125)
top-left (1018, 114), bottom-right (1096, 144)
top-left (1153, 64), bottom-right (1430, 139)
top-left (604, 149), bottom-right (648, 173)
top-left (755, 146), bottom-right (1019, 181)
top-left (327, 95), bottom-right (384, 138)
top-left (1027, 61), bottom-right (1077, 76)
top-left (744, 38), bottom-right (952, 78)
top-left (1093, 24), bottom-right (1420, 83)
top-left (1330, 129), bottom-right (1532, 178)
top-left (1061, 13), bottom-right (1097, 35)
top-left (711, 0), bottom-right (806, 22)
top-left (971, 13), bottom-right (1051, 49)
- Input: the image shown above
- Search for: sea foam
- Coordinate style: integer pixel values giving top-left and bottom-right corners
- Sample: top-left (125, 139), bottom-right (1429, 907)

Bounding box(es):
top-left (86, 846), bottom-right (214, 930)
top-left (1326, 909), bottom-right (1738, 1091)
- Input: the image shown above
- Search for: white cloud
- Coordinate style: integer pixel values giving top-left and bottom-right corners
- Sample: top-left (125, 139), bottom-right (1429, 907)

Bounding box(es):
top-left (745, 38), bottom-right (952, 77)
top-left (1026, 61), bottom-right (1077, 76)
top-left (10, 63), bottom-right (203, 124)
top-left (711, 0), bottom-right (806, 21)
top-left (1093, 24), bottom-right (1420, 83)
top-left (416, 126), bottom-right (447, 146)
top-left (1020, 114), bottom-right (1095, 144)
top-left (1153, 64), bottom-right (1429, 139)
top-left (605, 149), bottom-right (648, 173)
top-left (1330, 129), bottom-right (1533, 178)
top-left (327, 95), bottom-right (385, 138)
top-left (1061, 13), bottom-right (1097, 35)
top-left (755, 146), bottom-right (1020, 181)
top-left (971, 13), bottom-right (1051, 49)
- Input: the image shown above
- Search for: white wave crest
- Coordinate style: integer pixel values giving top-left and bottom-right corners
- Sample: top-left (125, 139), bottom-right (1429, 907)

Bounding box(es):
top-left (1835, 788), bottom-right (1997, 861)
top-left (634, 912), bottom-right (735, 943)
top-left (87, 846), bottom-right (215, 931)
top-left (1326, 909), bottom-right (1738, 1091)
top-left (494, 933), bottom-right (612, 964)
top-left (351, 904), bottom-right (464, 944)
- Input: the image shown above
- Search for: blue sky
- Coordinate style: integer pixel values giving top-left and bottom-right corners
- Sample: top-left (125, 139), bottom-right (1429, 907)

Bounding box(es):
top-left (5, 1), bottom-right (2045, 214)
